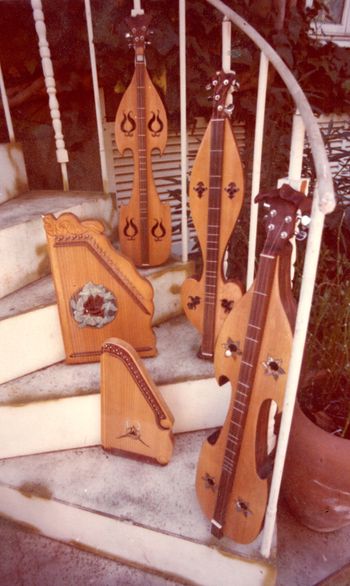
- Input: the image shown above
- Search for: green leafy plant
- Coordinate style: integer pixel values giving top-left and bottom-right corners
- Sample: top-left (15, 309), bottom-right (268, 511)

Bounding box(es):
top-left (297, 120), bottom-right (350, 439)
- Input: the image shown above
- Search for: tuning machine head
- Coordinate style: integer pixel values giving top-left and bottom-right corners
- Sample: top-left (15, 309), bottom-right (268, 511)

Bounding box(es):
top-left (295, 210), bottom-right (311, 240)
top-left (224, 103), bottom-right (235, 116)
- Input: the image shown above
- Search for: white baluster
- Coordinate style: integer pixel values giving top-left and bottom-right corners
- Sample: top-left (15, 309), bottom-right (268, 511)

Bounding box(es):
top-left (0, 62), bottom-right (15, 142)
top-left (289, 110), bottom-right (306, 180)
top-left (84, 0), bottom-right (110, 194)
top-left (131, 0), bottom-right (144, 16)
top-left (247, 51), bottom-right (269, 289)
top-left (221, 17), bottom-right (232, 73)
top-left (179, 0), bottom-right (188, 263)
top-left (31, 0), bottom-right (69, 191)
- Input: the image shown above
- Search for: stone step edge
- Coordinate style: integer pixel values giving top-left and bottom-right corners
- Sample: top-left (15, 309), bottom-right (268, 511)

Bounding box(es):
top-left (0, 484), bottom-right (276, 586)
top-left (0, 377), bottom-right (230, 459)
top-left (0, 191), bottom-right (117, 300)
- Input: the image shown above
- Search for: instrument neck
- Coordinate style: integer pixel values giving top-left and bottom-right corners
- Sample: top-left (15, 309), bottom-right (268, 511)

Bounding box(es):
top-left (211, 250), bottom-right (278, 537)
top-left (200, 116), bottom-right (226, 359)
top-left (135, 59), bottom-right (149, 263)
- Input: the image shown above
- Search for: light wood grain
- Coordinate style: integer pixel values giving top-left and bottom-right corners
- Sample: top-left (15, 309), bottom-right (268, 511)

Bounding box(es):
top-left (43, 212), bottom-right (156, 363)
top-left (196, 254), bottom-right (294, 544)
top-left (181, 117), bottom-right (244, 356)
top-left (115, 60), bottom-right (171, 266)
top-left (101, 337), bottom-right (174, 465)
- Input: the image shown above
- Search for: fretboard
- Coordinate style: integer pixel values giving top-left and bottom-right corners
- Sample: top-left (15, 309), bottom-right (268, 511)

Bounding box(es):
top-left (200, 117), bottom-right (225, 359)
top-left (211, 251), bottom-right (277, 538)
top-left (136, 60), bottom-right (149, 264)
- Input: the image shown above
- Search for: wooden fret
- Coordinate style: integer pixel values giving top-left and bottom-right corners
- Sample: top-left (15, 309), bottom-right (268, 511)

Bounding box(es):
top-left (200, 118), bottom-right (225, 357)
top-left (135, 62), bottom-right (149, 264)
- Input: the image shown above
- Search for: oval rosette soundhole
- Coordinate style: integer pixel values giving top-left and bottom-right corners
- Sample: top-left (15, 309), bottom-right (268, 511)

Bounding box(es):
top-left (70, 282), bottom-right (118, 328)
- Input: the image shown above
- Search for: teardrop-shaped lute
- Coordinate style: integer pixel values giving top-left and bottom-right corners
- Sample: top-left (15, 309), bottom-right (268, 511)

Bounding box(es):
top-left (195, 184), bottom-right (310, 543)
top-left (181, 71), bottom-right (244, 360)
top-left (115, 14), bottom-right (171, 267)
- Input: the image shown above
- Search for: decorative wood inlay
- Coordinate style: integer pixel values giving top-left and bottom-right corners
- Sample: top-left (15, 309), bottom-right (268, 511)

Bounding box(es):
top-left (70, 282), bottom-right (118, 328)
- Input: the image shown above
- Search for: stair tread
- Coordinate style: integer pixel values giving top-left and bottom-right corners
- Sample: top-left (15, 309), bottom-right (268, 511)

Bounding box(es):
top-left (0, 430), bottom-right (266, 560)
top-left (0, 190), bottom-right (108, 230)
top-left (0, 275), bottom-right (55, 320)
top-left (0, 315), bottom-right (214, 405)
top-left (0, 258), bottom-right (190, 321)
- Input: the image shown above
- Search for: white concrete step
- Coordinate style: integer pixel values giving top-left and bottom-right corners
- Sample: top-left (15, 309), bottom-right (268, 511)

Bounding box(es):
top-left (0, 260), bottom-right (193, 385)
top-left (0, 142), bottom-right (28, 204)
top-left (0, 190), bottom-right (117, 299)
top-left (0, 315), bottom-right (232, 459)
top-left (0, 431), bottom-right (276, 586)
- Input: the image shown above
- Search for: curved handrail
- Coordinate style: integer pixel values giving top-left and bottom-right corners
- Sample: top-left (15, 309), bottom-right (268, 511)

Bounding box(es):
top-left (206, 0), bottom-right (336, 214)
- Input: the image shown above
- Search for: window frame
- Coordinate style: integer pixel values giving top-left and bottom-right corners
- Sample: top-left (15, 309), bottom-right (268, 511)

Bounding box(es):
top-left (306, 0), bottom-right (350, 46)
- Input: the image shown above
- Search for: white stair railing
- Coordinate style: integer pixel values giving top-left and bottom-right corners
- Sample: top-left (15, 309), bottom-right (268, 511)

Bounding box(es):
top-left (0, 62), bottom-right (15, 143)
top-left (31, 0), bottom-right (69, 191)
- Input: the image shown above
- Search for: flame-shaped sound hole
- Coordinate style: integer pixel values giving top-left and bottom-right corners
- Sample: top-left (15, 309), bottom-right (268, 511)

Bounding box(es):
top-left (121, 111), bottom-right (136, 136)
top-left (148, 110), bottom-right (164, 137)
top-left (151, 219), bottom-right (166, 241)
top-left (123, 217), bottom-right (138, 240)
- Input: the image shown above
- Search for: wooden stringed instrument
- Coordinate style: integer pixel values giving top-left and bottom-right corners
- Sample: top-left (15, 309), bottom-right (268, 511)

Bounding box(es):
top-left (115, 14), bottom-right (171, 267)
top-left (181, 70), bottom-right (244, 360)
top-left (195, 184), bottom-right (310, 543)
top-left (101, 337), bottom-right (174, 465)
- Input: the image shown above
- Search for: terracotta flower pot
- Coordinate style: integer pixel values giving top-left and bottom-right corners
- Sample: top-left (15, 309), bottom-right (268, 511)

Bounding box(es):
top-left (282, 401), bottom-right (350, 532)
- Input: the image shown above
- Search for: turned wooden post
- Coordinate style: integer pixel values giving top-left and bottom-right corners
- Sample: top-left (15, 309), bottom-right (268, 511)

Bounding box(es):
top-left (31, 0), bottom-right (69, 190)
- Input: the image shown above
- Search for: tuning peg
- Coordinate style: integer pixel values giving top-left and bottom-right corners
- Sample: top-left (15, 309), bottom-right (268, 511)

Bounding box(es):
top-left (295, 229), bottom-right (308, 241)
top-left (224, 103), bottom-right (235, 116)
top-left (301, 214), bottom-right (311, 227)
top-left (125, 32), bottom-right (132, 39)
top-left (295, 213), bottom-right (310, 240)
top-left (206, 82), bottom-right (212, 91)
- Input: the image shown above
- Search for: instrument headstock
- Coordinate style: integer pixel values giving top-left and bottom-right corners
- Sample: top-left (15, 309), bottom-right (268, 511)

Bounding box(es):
top-left (255, 183), bottom-right (311, 255)
top-left (125, 14), bottom-right (152, 55)
top-left (206, 70), bottom-right (239, 118)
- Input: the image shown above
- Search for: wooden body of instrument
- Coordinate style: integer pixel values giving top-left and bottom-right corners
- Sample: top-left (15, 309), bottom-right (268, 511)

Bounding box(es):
top-left (195, 184), bottom-right (309, 543)
top-left (44, 212), bottom-right (156, 363)
top-left (181, 71), bottom-right (243, 359)
top-left (115, 15), bottom-right (171, 267)
top-left (101, 338), bottom-right (174, 465)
